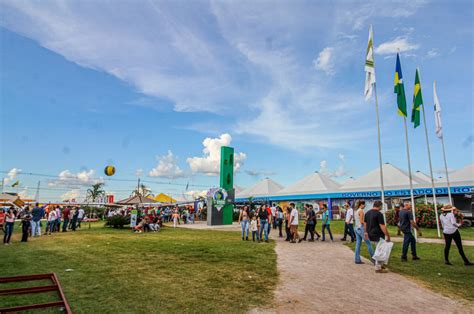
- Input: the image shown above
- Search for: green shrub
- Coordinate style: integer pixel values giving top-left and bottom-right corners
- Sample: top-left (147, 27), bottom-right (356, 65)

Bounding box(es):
top-left (105, 215), bottom-right (130, 229)
top-left (385, 203), bottom-right (464, 229)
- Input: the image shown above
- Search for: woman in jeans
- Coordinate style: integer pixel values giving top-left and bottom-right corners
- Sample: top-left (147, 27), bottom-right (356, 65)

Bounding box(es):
top-left (440, 205), bottom-right (473, 266)
top-left (354, 201), bottom-right (374, 264)
top-left (3, 207), bottom-right (15, 245)
top-left (238, 206), bottom-right (250, 241)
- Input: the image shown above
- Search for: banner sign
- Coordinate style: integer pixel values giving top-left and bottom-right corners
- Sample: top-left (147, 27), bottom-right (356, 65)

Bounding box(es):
top-left (130, 209), bottom-right (138, 228)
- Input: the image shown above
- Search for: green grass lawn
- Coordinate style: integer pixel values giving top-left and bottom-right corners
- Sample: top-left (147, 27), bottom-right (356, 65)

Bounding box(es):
top-left (310, 220), bottom-right (474, 240)
top-left (0, 223), bottom-right (277, 313)
top-left (347, 241), bottom-right (474, 303)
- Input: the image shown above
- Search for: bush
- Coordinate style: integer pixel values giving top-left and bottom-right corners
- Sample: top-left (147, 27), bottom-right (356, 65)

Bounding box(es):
top-left (385, 204), bottom-right (464, 229)
top-left (105, 215), bottom-right (130, 229)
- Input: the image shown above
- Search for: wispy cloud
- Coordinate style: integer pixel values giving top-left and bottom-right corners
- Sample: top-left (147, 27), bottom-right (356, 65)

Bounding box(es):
top-left (375, 36), bottom-right (420, 55)
top-left (313, 47), bottom-right (335, 75)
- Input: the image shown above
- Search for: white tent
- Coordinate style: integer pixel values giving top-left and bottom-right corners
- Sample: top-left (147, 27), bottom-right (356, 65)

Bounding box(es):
top-left (341, 177), bottom-right (356, 185)
top-left (237, 178), bottom-right (284, 198)
top-left (277, 171), bottom-right (340, 196)
top-left (449, 163), bottom-right (474, 186)
top-left (234, 185), bottom-right (245, 194)
top-left (340, 163), bottom-right (428, 192)
top-left (413, 171), bottom-right (431, 183)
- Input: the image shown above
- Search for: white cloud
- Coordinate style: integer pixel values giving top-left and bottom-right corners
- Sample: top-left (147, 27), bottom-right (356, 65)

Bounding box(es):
top-left (319, 153), bottom-right (347, 178)
top-left (186, 133), bottom-right (246, 176)
top-left (135, 169), bottom-right (144, 177)
top-left (426, 48), bottom-right (439, 59)
top-left (4, 167), bottom-right (21, 185)
top-left (62, 189), bottom-right (80, 201)
top-left (48, 169), bottom-right (103, 187)
top-left (244, 169), bottom-right (276, 178)
top-left (148, 150), bottom-right (185, 179)
top-left (313, 47), bottom-right (335, 75)
top-left (375, 36), bottom-right (420, 55)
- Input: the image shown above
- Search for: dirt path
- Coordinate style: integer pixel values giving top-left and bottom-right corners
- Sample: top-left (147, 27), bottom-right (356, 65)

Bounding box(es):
top-left (251, 233), bottom-right (472, 314)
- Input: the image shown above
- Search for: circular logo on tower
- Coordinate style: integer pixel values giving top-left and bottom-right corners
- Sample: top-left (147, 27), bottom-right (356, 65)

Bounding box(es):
top-left (208, 188), bottom-right (228, 211)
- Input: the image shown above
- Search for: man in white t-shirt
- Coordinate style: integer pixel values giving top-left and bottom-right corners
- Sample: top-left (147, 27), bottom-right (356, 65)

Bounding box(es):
top-left (289, 203), bottom-right (301, 243)
top-left (341, 201), bottom-right (355, 242)
top-left (271, 206), bottom-right (277, 229)
top-left (77, 207), bottom-right (85, 228)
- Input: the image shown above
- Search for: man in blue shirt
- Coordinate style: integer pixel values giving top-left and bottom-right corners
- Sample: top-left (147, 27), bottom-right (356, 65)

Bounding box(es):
top-left (31, 203), bottom-right (43, 237)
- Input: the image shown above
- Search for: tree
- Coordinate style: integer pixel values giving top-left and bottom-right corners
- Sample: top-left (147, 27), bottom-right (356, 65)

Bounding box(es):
top-left (131, 184), bottom-right (154, 198)
top-left (86, 183), bottom-right (105, 202)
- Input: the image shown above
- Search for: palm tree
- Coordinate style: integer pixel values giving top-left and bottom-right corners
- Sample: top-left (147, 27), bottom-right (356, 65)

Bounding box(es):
top-left (131, 183), bottom-right (154, 198)
top-left (86, 183), bottom-right (105, 202)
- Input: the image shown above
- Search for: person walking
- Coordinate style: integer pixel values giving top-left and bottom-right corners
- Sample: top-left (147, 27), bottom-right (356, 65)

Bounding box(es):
top-left (55, 206), bottom-right (61, 232)
top-left (440, 205), bottom-right (473, 266)
top-left (364, 200), bottom-right (391, 273)
top-left (302, 204), bottom-right (316, 241)
top-left (238, 206), bottom-right (250, 241)
top-left (77, 207), bottom-right (85, 228)
top-left (289, 203), bottom-right (301, 243)
top-left (250, 215), bottom-right (258, 242)
top-left (31, 203), bottom-right (42, 237)
top-left (341, 201), bottom-right (355, 242)
top-left (62, 207), bottom-right (70, 232)
top-left (354, 201), bottom-right (374, 264)
top-left (20, 207), bottom-right (32, 242)
top-left (399, 202), bottom-right (421, 262)
top-left (258, 205), bottom-right (270, 243)
top-left (3, 207), bottom-right (15, 245)
top-left (71, 207), bottom-right (79, 231)
top-left (321, 204), bottom-right (333, 242)
top-left (271, 205), bottom-right (277, 229)
top-left (172, 210), bottom-right (179, 228)
top-left (277, 207), bottom-right (284, 238)
top-left (284, 207), bottom-right (292, 241)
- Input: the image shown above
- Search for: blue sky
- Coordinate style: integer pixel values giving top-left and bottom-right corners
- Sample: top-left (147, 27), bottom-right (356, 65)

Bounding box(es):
top-left (0, 0), bottom-right (472, 201)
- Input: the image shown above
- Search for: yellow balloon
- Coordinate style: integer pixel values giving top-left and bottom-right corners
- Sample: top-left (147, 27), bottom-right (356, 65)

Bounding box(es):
top-left (104, 166), bottom-right (116, 176)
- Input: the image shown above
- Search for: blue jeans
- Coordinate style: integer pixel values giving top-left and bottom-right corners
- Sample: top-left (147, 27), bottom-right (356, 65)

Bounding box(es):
top-left (259, 219), bottom-right (269, 241)
top-left (355, 226), bottom-right (374, 263)
top-left (3, 222), bottom-right (14, 244)
top-left (241, 220), bottom-right (249, 238)
top-left (31, 220), bottom-right (41, 237)
top-left (402, 232), bottom-right (417, 258)
top-left (322, 224), bottom-right (333, 241)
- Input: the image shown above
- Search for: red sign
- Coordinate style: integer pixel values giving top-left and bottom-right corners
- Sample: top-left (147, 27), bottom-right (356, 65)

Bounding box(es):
top-left (107, 195), bottom-right (114, 204)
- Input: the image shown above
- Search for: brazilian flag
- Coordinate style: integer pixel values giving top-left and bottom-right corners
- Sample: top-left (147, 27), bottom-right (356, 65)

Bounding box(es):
top-left (394, 53), bottom-right (407, 117)
top-left (411, 68), bottom-right (422, 128)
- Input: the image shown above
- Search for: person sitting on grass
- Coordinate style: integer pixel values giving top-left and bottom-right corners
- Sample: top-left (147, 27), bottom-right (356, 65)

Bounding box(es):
top-left (440, 205), bottom-right (473, 266)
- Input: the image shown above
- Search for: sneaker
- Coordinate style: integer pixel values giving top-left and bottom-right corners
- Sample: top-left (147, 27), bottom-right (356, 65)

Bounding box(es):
top-left (465, 261), bottom-right (473, 266)
top-left (340, 238), bottom-right (346, 241)
top-left (308, 239), bottom-right (315, 242)
top-left (265, 240), bottom-right (269, 243)
top-left (355, 261), bottom-right (365, 265)
top-left (290, 240), bottom-right (296, 243)
top-left (412, 256), bottom-right (420, 261)
top-left (445, 261), bottom-right (452, 266)
top-left (298, 239), bottom-right (303, 243)
top-left (375, 269), bottom-right (388, 273)
top-left (401, 257), bottom-right (408, 262)
top-left (284, 239), bottom-right (290, 242)
top-left (246, 237), bottom-right (249, 241)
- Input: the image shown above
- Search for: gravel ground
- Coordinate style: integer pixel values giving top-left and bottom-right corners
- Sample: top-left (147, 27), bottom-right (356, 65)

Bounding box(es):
top-left (250, 233), bottom-right (472, 314)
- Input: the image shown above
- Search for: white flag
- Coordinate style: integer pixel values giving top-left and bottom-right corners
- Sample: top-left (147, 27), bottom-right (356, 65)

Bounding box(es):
top-left (433, 81), bottom-right (443, 139)
top-left (364, 25), bottom-right (376, 101)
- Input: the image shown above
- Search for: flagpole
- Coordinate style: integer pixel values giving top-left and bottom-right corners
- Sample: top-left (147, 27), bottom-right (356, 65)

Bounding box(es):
top-left (440, 135), bottom-right (453, 205)
top-left (373, 83), bottom-right (386, 217)
top-left (403, 117), bottom-right (417, 240)
top-left (419, 69), bottom-right (441, 238)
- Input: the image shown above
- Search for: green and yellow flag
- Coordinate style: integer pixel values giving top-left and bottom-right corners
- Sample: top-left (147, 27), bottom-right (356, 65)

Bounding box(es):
top-left (411, 68), bottom-right (422, 128)
top-left (394, 53), bottom-right (407, 117)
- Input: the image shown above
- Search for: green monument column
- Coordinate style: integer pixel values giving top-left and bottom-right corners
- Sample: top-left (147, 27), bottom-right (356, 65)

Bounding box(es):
top-left (220, 146), bottom-right (234, 225)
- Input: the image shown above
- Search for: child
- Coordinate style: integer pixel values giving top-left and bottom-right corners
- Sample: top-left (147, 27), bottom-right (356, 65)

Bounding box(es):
top-left (250, 216), bottom-right (258, 242)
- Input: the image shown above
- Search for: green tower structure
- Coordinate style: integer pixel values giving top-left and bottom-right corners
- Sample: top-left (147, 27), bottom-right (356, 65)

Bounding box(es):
top-left (220, 146), bottom-right (234, 225)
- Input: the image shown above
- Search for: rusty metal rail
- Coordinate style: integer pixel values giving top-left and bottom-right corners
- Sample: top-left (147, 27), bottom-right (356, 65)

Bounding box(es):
top-left (0, 273), bottom-right (72, 313)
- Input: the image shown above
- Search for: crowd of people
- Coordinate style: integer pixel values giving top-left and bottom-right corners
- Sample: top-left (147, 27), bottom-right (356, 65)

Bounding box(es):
top-left (2, 203), bottom-right (86, 245)
top-left (238, 200), bottom-right (473, 273)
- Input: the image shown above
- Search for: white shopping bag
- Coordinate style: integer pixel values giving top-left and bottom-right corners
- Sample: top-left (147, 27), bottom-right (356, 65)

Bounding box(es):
top-left (372, 238), bottom-right (394, 264)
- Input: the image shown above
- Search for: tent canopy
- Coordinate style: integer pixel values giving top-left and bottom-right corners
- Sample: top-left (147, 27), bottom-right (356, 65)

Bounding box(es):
top-left (449, 163), bottom-right (474, 185)
top-left (340, 163), bottom-right (427, 192)
top-left (238, 178), bottom-right (283, 198)
top-left (116, 195), bottom-right (158, 205)
top-left (153, 193), bottom-right (177, 203)
top-left (277, 171), bottom-right (340, 196)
